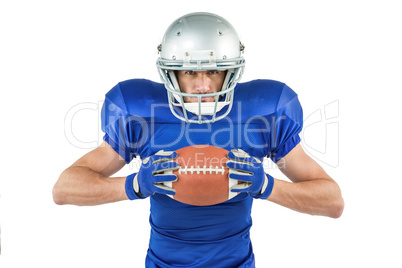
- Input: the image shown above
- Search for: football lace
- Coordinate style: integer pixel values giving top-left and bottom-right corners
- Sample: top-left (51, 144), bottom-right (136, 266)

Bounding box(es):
top-left (178, 165), bottom-right (226, 175)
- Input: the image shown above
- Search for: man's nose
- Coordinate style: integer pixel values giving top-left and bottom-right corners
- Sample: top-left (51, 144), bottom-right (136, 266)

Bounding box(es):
top-left (195, 73), bottom-right (210, 93)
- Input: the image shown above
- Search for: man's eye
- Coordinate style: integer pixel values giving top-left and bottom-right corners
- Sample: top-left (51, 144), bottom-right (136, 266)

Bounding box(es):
top-left (185, 71), bottom-right (195, 75)
top-left (208, 71), bottom-right (219, 75)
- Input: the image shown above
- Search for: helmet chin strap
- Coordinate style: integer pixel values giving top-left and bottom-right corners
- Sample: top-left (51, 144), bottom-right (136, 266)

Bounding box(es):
top-left (176, 100), bottom-right (230, 116)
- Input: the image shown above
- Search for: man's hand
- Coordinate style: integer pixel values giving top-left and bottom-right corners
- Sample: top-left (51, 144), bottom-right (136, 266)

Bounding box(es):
top-left (227, 149), bottom-right (274, 199)
top-left (125, 150), bottom-right (180, 200)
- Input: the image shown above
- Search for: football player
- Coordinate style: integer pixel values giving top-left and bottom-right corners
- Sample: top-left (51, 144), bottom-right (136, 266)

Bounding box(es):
top-left (53, 12), bottom-right (344, 267)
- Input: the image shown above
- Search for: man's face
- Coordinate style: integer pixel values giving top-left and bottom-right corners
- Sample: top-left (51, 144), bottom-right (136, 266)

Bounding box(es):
top-left (176, 70), bottom-right (226, 103)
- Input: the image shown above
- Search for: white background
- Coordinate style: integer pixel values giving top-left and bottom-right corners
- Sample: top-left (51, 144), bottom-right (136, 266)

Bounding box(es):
top-left (1, 0), bottom-right (401, 267)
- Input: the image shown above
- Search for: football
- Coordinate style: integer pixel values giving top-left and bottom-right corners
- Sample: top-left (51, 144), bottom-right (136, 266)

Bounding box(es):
top-left (163, 145), bottom-right (239, 206)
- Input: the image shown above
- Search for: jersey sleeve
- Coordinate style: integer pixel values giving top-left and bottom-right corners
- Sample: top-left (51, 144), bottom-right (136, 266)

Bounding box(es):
top-left (268, 84), bottom-right (303, 163)
top-left (101, 83), bottom-right (135, 163)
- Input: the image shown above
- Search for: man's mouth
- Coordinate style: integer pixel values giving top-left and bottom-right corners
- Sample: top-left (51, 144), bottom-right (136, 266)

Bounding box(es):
top-left (183, 95), bottom-right (216, 103)
top-left (200, 96), bottom-right (215, 102)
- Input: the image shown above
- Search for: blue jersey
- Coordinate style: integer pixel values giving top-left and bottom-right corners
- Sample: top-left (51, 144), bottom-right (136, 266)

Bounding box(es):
top-left (101, 79), bottom-right (303, 267)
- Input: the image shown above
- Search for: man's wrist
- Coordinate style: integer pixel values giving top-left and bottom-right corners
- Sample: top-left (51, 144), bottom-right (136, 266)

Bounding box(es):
top-left (255, 174), bottom-right (275, 199)
top-left (125, 173), bottom-right (143, 200)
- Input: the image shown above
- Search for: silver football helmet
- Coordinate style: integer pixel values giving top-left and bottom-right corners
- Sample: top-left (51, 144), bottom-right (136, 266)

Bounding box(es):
top-left (156, 12), bottom-right (245, 124)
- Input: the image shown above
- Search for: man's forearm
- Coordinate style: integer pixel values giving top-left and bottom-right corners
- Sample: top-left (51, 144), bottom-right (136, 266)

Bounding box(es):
top-left (53, 166), bottom-right (128, 206)
top-left (267, 178), bottom-right (344, 218)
